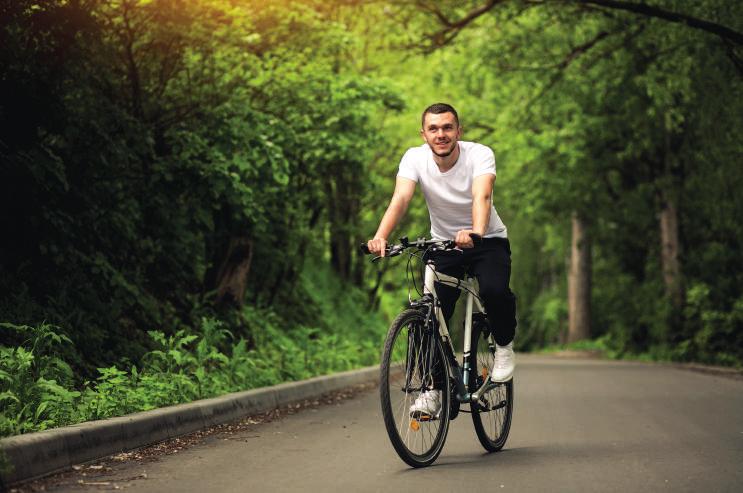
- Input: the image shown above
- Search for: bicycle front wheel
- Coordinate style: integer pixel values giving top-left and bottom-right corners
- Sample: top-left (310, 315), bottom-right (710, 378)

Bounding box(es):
top-left (380, 308), bottom-right (451, 467)
top-left (469, 320), bottom-right (513, 452)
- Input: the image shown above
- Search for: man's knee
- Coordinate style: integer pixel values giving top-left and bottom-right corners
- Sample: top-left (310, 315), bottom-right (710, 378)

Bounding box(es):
top-left (479, 281), bottom-right (509, 303)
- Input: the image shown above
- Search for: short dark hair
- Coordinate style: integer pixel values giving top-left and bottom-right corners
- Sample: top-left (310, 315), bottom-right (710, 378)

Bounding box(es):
top-left (421, 103), bottom-right (459, 128)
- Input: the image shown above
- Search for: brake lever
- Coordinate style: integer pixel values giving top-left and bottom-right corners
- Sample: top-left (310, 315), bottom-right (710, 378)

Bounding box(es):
top-left (388, 247), bottom-right (403, 257)
top-left (371, 245), bottom-right (401, 262)
top-left (430, 241), bottom-right (460, 253)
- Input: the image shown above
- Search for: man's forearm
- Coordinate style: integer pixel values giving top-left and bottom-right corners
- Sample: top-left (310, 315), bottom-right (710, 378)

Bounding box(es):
top-left (472, 196), bottom-right (491, 236)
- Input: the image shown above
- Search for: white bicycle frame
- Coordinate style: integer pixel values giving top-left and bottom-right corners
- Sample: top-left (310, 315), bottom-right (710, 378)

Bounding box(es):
top-left (423, 262), bottom-right (483, 358)
top-left (422, 260), bottom-right (496, 403)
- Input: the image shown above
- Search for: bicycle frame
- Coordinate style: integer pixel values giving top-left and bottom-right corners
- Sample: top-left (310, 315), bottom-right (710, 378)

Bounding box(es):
top-left (422, 260), bottom-right (500, 406)
top-left (374, 237), bottom-right (514, 466)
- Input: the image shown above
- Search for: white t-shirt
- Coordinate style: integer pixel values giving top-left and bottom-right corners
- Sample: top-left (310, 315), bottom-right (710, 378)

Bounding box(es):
top-left (397, 141), bottom-right (507, 240)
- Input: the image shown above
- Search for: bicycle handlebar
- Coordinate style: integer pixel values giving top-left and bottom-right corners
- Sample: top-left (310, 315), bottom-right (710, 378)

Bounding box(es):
top-left (360, 234), bottom-right (482, 260)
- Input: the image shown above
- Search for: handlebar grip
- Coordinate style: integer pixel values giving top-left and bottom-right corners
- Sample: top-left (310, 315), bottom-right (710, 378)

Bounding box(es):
top-left (360, 243), bottom-right (371, 255)
top-left (469, 233), bottom-right (483, 246)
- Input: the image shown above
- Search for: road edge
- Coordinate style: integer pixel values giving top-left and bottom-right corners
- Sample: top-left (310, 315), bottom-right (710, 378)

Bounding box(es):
top-left (0, 365), bottom-right (379, 487)
top-left (543, 350), bottom-right (743, 379)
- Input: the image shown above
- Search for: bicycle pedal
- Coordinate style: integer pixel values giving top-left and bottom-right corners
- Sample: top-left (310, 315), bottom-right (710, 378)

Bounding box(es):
top-left (410, 411), bottom-right (437, 422)
top-left (409, 419), bottom-right (420, 431)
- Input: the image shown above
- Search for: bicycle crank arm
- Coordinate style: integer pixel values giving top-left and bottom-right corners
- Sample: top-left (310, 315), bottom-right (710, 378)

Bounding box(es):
top-left (470, 379), bottom-right (503, 407)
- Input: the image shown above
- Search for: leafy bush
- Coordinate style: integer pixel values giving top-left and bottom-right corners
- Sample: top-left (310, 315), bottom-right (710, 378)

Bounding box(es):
top-left (0, 323), bottom-right (80, 436)
top-left (680, 284), bottom-right (743, 367)
top-left (521, 286), bottom-right (567, 349)
top-left (1, 278), bottom-right (387, 438)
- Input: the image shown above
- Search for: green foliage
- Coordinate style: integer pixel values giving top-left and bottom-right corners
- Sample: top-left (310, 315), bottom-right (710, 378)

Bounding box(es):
top-left (1, 0), bottom-right (742, 440)
top-left (0, 323), bottom-right (80, 436)
top-left (680, 284), bottom-right (743, 367)
top-left (373, 0), bottom-right (743, 366)
top-left (0, 0), bottom-right (401, 373)
top-left (523, 287), bottom-right (568, 349)
top-left (1, 277), bottom-right (387, 437)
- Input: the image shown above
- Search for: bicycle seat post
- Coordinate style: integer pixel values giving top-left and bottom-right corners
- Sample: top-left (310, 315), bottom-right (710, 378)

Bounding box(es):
top-left (462, 279), bottom-right (475, 392)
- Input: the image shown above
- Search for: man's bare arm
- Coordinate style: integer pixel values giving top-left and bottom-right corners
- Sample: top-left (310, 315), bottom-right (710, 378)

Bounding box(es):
top-left (455, 173), bottom-right (495, 248)
top-left (368, 177), bottom-right (416, 256)
top-left (472, 173), bottom-right (495, 235)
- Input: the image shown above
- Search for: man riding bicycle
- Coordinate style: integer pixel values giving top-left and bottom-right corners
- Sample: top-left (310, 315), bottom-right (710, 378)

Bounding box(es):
top-left (366, 103), bottom-right (517, 418)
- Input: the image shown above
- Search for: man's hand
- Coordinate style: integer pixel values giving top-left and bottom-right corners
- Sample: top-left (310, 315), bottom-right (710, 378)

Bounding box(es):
top-left (367, 238), bottom-right (388, 257)
top-left (455, 229), bottom-right (479, 249)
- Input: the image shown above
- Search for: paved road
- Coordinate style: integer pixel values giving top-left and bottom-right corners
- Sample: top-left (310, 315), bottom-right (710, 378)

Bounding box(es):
top-left (41, 355), bottom-right (743, 492)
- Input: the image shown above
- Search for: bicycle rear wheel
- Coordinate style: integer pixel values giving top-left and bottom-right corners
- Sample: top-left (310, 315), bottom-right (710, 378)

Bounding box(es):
top-left (380, 308), bottom-right (451, 467)
top-left (469, 319), bottom-right (513, 452)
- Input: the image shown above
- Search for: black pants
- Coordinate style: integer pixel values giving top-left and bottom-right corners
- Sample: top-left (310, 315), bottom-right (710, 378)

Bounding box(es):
top-left (429, 237), bottom-right (517, 346)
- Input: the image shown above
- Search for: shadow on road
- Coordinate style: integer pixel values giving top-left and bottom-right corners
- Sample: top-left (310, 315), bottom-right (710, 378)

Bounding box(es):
top-left (391, 442), bottom-right (644, 474)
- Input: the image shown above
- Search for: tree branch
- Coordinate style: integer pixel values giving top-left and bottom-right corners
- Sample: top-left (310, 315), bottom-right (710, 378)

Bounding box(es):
top-left (578, 0), bottom-right (743, 46)
top-left (555, 30), bottom-right (611, 70)
top-left (418, 0), bottom-right (743, 51)
top-left (422, 0), bottom-right (506, 51)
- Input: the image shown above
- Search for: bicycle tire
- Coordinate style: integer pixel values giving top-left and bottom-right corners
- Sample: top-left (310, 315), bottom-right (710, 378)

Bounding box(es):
top-left (380, 308), bottom-right (451, 467)
top-left (469, 320), bottom-right (513, 452)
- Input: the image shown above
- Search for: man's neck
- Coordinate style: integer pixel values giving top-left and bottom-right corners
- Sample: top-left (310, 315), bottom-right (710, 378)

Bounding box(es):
top-left (432, 143), bottom-right (460, 173)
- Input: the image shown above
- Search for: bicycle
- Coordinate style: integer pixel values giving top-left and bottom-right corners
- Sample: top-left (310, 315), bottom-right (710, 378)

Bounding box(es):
top-left (362, 236), bottom-right (514, 467)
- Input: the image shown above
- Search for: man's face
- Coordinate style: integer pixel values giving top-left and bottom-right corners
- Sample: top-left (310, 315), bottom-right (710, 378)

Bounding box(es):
top-left (421, 112), bottom-right (461, 158)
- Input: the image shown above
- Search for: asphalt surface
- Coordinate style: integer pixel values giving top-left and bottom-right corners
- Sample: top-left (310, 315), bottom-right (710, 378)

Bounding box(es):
top-left (28, 355), bottom-right (743, 492)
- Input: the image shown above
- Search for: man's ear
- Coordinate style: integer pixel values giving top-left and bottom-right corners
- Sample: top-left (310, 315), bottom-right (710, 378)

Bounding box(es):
top-left (420, 128), bottom-right (426, 142)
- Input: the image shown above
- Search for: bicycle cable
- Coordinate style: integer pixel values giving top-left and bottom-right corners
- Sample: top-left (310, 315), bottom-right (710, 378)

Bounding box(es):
top-left (405, 247), bottom-right (418, 299)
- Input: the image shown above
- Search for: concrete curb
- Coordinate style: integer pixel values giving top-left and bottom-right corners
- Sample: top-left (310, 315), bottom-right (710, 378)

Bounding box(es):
top-left (544, 350), bottom-right (743, 379)
top-left (672, 361), bottom-right (743, 379)
top-left (0, 365), bottom-right (380, 487)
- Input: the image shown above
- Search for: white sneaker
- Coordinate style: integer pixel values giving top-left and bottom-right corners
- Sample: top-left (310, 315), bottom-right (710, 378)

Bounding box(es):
top-left (409, 390), bottom-right (442, 419)
top-left (491, 342), bottom-right (515, 382)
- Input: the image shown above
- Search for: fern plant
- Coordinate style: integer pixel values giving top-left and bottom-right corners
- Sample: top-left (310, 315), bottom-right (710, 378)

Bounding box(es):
top-left (0, 323), bottom-right (80, 435)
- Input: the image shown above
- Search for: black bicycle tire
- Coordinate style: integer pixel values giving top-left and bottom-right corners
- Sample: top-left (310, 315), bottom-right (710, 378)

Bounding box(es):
top-left (379, 308), bottom-right (451, 467)
top-left (469, 323), bottom-right (514, 452)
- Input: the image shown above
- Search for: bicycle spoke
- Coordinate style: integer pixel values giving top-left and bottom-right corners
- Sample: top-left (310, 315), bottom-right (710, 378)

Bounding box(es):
top-left (381, 309), bottom-right (450, 467)
top-left (470, 323), bottom-right (513, 452)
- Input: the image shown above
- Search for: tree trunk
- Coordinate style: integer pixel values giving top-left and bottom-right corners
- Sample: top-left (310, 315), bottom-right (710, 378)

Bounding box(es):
top-left (659, 123), bottom-right (686, 334)
top-left (352, 233), bottom-right (365, 287)
top-left (659, 194), bottom-right (684, 310)
top-left (214, 234), bottom-right (253, 308)
top-left (567, 212), bottom-right (591, 343)
top-left (327, 161), bottom-right (360, 282)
